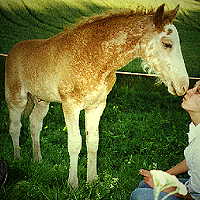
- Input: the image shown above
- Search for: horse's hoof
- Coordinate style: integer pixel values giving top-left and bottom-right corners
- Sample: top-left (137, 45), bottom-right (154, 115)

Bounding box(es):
top-left (14, 151), bottom-right (21, 160)
top-left (68, 177), bottom-right (79, 189)
top-left (87, 174), bottom-right (98, 185)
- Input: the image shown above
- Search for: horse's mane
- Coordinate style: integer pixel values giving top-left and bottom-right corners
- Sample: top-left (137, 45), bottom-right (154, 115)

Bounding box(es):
top-left (62, 0), bottom-right (200, 32)
top-left (66, 8), bottom-right (155, 31)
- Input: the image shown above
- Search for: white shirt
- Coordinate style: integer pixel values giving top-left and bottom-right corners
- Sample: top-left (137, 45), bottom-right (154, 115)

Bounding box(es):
top-left (184, 123), bottom-right (200, 199)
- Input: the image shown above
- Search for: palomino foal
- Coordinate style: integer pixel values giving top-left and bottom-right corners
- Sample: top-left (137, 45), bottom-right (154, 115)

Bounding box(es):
top-left (5, 4), bottom-right (189, 187)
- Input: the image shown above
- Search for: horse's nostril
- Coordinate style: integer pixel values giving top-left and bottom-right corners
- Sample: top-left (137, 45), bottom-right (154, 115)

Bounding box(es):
top-left (182, 84), bottom-right (189, 95)
top-left (180, 78), bottom-right (189, 95)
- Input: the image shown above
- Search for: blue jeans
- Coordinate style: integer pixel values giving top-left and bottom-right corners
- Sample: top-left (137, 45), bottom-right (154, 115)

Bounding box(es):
top-left (130, 178), bottom-right (188, 200)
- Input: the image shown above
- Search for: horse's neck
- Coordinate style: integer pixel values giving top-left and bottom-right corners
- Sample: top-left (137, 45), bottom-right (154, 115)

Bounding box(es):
top-left (57, 14), bottom-right (151, 73)
top-left (99, 17), bottom-right (150, 71)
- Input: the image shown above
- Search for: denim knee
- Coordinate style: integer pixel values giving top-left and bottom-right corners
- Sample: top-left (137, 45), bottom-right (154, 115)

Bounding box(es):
top-left (138, 180), bottom-right (152, 188)
top-left (130, 188), bottom-right (154, 200)
top-left (130, 187), bottom-right (181, 200)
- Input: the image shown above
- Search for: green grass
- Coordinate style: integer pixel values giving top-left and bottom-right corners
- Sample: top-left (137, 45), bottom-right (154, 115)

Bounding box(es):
top-left (0, 1), bottom-right (200, 199)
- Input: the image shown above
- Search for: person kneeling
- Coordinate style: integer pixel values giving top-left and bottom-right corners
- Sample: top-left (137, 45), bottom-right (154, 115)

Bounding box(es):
top-left (130, 81), bottom-right (200, 200)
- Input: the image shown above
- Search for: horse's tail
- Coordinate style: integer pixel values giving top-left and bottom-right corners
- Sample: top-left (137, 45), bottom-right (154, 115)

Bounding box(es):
top-left (23, 93), bottom-right (34, 117)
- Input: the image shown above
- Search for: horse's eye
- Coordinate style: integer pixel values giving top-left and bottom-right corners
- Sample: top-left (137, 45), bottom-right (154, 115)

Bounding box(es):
top-left (162, 42), bottom-right (172, 49)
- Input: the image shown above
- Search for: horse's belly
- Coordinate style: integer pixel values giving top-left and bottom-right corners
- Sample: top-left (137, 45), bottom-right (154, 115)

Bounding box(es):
top-left (24, 81), bottom-right (61, 102)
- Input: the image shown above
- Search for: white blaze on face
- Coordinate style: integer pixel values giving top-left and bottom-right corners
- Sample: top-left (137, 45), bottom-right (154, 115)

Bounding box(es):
top-left (144, 24), bottom-right (189, 96)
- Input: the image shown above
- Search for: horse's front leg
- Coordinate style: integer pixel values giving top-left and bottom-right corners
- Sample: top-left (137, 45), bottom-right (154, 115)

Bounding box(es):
top-left (62, 103), bottom-right (81, 188)
top-left (85, 101), bottom-right (106, 183)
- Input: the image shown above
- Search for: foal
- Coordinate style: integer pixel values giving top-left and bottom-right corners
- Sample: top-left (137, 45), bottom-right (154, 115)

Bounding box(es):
top-left (5, 4), bottom-right (189, 187)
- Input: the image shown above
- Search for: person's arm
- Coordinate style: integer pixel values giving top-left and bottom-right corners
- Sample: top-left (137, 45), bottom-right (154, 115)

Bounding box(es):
top-left (162, 188), bottom-right (193, 199)
top-left (166, 160), bottom-right (188, 176)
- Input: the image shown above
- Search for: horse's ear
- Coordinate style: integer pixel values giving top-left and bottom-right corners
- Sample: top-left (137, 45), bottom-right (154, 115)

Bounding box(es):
top-left (164, 5), bottom-right (179, 24)
top-left (153, 4), bottom-right (165, 29)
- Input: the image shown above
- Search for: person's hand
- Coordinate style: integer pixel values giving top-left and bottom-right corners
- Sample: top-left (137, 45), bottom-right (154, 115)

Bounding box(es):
top-left (139, 169), bottom-right (154, 188)
top-left (140, 169), bottom-right (178, 194)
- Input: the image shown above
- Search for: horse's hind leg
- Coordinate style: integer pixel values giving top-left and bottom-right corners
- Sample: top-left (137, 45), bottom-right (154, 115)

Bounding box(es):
top-left (6, 93), bottom-right (27, 159)
top-left (29, 100), bottom-right (49, 161)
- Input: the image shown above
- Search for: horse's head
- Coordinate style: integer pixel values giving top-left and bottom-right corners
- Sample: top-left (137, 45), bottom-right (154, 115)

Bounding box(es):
top-left (143, 4), bottom-right (189, 96)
